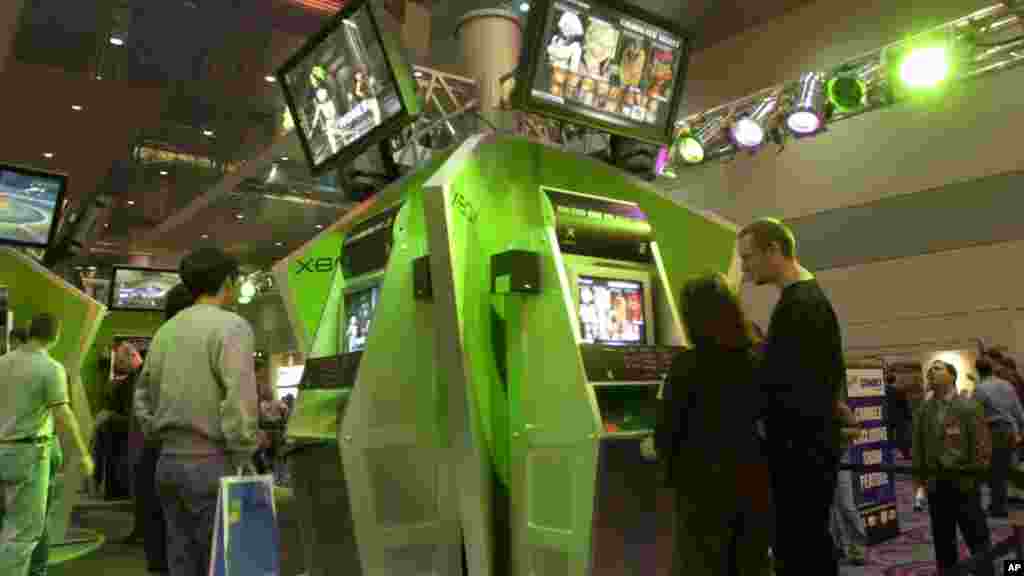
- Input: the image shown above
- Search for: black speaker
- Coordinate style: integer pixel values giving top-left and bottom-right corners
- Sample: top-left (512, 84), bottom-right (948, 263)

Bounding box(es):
top-left (413, 255), bottom-right (432, 300)
top-left (491, 250), bottom-right (541, 294)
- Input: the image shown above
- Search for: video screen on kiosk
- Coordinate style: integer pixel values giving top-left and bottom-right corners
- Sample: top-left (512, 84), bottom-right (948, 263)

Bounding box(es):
top-left (344, 285), bottom-right (379, 353)
top-left (577, 276), bottom-right (646, 345)
top-left (277, 0), bottom-right (417, 174)
top-left (0, 164), bottom-right (67, 249)
top-left (110, 267), bottom-right (180, 311)
top-left (516, 0), bottom-right (689, 145)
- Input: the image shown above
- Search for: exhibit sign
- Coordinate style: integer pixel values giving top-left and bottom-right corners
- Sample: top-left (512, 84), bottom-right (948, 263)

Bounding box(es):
top-left (847, 367), bottom-right (900, 544)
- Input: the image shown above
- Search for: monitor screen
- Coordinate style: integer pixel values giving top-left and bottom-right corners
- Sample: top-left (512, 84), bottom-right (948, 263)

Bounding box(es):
top-left (277, 0), bottom-right (418, 174)
top-left (516, 0), bottom-right (688, 145)
top-left (0, 164), bottom-right (67, 249)
top-left (577, 276), bottom-right (645, 345)
top-left (110, 268), bottom-right (180, 311)
top-left (276, 365), bottom-right (305, 402)
top-left (344, 286), bottom-right (379, 353)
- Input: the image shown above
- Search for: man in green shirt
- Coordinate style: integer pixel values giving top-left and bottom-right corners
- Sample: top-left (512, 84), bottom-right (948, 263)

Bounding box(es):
top-left (0, 314), bottom-right (94, 576)
top-left (912, 360), bottom-right (994, 576)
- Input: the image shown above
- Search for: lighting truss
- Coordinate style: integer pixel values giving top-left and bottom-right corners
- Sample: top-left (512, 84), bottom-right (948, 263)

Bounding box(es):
top-left (667, 1), bottom-right (1024, 172)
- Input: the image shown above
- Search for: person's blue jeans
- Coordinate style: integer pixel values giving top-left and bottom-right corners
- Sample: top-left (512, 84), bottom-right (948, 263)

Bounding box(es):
top-left (831, 450), bottom-right (867, 550)
top-left (156, 453), bottom-right (232, 576)
top-left (0, 443), bottom-right (51, 576)
top-left (27, 442), bottom-right (60, 576)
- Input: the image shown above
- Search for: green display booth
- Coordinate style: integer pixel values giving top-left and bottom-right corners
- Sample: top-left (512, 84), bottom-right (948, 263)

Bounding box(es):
top-left (274, 134), bottom-right (739, 576)
top-left (0, 247), bottom-right (108, 561)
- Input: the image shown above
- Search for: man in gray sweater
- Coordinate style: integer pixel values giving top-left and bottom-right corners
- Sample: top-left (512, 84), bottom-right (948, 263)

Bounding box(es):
top-left (135, 248), bottom-right (262, 576)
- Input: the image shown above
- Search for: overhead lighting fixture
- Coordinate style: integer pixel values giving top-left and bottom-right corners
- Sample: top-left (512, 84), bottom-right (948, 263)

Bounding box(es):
top-left (42, 152), bottom-right (54, 159)
top-left (127, 200), bottom-right (135, 206)
top-left (885, 32), bottom-right (957, 98)
top-left (159, 170), bottom-right (169, 176)
top-left (519, 2), bottom-right (529, 11)
top-left (201, 234), bottom-right (209, 239)
top-left (203, 129), bottom-right (215, 137)
top-left (95, 75), bottom-right (103, 80)
top-left (71, 105), bottom-right (84, 111)
top-left (238, 295), bottom-right (253, 305)
top-left (675, 116), bottom-right (727, 165)
top-left (413, 70), bottom-right (424, 78)
top-left (109, 36), bottom-right (125, 46)
top-left (827, 71), bottom-right (868, 114)
top-left (786, 72), bottom-right (827, 136)
top-left (730, 96), bottom-right (779, 150)
top-left (280, 156), bottom-right (289, 161)
top-left (265, 75), bottom-right (277, 83)
top-left (275, 241), bottom-right (284, 247)
top-left (235, 213), bottom-right (244, 220)
top-left (315, 224), bottom-right (324, 230)
top-left (240, 280), bottom-right (257, 299)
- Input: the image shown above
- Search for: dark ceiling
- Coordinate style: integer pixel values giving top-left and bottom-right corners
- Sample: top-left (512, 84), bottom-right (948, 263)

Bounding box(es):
top-left (3, 0), bottom-right (817, 271)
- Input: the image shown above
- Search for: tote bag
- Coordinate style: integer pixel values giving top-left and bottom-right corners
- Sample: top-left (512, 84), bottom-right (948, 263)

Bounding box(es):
top-left (209, 466), bottom-right (280, 576)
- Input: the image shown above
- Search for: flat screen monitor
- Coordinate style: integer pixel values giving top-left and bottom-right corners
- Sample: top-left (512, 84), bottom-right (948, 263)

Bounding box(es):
top-left (110, 267), bottom-right (180, 311)
top-left (577, 275), bottom-right (646, 345)
top-left (276, 365), bottom-right (305, 402)
top-left (514, 0), bottom-right (689, 145)
top-left (0, 164), bottom-right (68, 249)
top-left (344, 285), bottom-right (379, 353)
top-left (277, 0), bottom-right (421, 174)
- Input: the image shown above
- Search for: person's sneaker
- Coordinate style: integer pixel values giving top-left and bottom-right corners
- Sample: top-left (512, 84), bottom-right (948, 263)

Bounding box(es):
top-left (846, 544), bottom-right (866, 566)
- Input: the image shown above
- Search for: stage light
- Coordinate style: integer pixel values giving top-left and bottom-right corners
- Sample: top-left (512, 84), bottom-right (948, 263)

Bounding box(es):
top-left (280, 156), bottom-right (289, 161)
top-left (900, 46), bottom-right (950, 88)
top-left (238, 295), bottom-right (253, 305)
top-left (674, 116), bottom-right (727, 165)
top-left (826, 74), bottom-right (867, 113)
top-left (730, 96), bottom-right (778, 150)
top-left (109, 36), bottom-right (125, 46)
top-left (240, 280), bottom-right (257, 299)
top-left (201, 234), bottom-right (209, 239)
top-left (786, 72), bottom-right (826, 136)
top-left (235, 213), bottom-right (244, 220)
top-left (315, 224), bottom-right (324, 230)
top-left (275, 242), bottom-right (284, 247)
top-left (159, 170), bottom-right (168, 176)
top-left (127, 200), bottom-right (135, 206)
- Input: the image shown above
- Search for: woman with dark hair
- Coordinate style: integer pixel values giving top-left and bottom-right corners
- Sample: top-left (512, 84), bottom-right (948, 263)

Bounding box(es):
top-left (656, 272), bottom-right (771, 576)
top-left (126, 283), bottom-right (194, 574)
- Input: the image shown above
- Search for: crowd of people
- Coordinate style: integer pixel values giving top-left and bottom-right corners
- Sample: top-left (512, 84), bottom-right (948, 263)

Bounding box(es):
top-left (4, 217), bottom-right (1024, 576)
top-left (1, 247), bottom-right (287, 576)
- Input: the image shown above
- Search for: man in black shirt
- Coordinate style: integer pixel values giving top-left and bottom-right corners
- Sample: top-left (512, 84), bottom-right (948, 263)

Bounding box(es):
top-left (738, 218), bottom-right (845, 576)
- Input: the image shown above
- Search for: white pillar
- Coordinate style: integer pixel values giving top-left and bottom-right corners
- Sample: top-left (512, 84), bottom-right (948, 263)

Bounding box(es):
top-left (455, 8), bottom-right (522, 132)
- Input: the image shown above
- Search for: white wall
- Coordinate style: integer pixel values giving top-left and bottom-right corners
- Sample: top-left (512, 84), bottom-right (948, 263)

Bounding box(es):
top-left (741, 240), bottom-right (1024, 360)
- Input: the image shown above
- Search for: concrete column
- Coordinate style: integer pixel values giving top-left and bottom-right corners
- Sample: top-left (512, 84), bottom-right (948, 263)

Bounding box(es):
top-left (0, 0), bottom-right (25, 73)
top-left (455, 9), bottom-right (522, 131)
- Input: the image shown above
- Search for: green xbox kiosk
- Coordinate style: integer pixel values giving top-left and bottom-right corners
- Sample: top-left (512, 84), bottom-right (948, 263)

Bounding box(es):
top-left (275, 134), bottom-right (739, 576)
top-left (273, 149), bottom-right (465, 576)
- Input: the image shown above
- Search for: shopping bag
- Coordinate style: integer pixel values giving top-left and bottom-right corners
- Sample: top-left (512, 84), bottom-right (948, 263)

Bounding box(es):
top-left (209, 465), bottom-right (281, 576)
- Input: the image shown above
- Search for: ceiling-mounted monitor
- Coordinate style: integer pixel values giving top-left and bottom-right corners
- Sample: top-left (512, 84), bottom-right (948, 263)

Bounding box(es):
top-left (110, 267), bottom-right (181, 312)
top-left (0, 164), bottom-right (68, 250)
top-left (513, 0), bottom-right (689, 145)
top-left (277, 0), bottom-right (421, 175)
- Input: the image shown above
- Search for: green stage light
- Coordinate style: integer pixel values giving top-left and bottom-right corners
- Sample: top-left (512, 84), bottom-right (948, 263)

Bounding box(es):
top-left (826, 75), bottom-right (866, 113)
top-left (677, 136), bottom-right (705, 164)
top-left (900, 46), bottom-right (950, 88)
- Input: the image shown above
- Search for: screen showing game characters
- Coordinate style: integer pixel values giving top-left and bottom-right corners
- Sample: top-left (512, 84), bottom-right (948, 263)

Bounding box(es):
top-left (110, 268), bottom-right (181, 311)
top-left (0, 165), bottom-right (66, 249)
top-left (109, 335), bottom-right (152, 381)
top-left (344, 285), bottom-right (379, 353)
top-left (280, 2), bottom-right (404, 172)
top-left (577, 276), bottom-right (646, 345)
top-left (528, 0), bottom-right (684, 140)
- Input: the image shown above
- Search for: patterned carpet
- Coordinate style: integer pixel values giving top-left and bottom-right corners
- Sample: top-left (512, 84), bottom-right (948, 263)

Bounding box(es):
top-left (858, 459), bottom-right (1017, 576)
